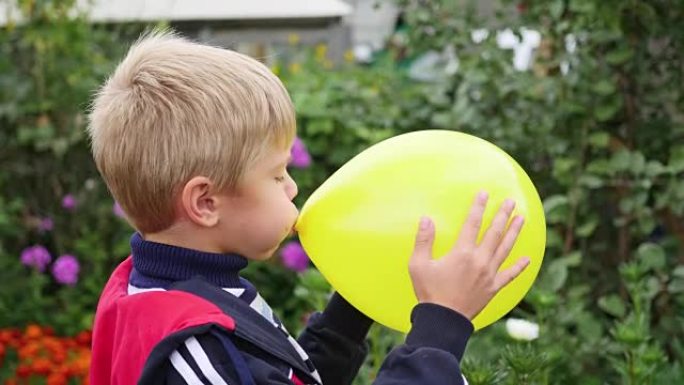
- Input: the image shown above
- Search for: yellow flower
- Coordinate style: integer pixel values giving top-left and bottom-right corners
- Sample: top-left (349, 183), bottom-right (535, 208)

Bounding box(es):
top-left (270, 64), bottom-right (281, 76)
top-left (288, 34), bottom-right (300, 45)
top-left (315, 44), bottom-right (328, 61)
top-left (344, 50), bottom-right (355, 63)
top-left (289, 62), bottom-right (302, 74)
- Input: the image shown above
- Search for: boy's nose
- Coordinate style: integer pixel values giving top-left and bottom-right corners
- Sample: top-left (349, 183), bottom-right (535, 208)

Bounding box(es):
top-left (287, 177), bottom-right (298, 200)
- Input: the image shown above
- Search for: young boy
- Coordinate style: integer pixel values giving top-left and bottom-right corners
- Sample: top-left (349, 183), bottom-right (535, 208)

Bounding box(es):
top-left (87, 31), bottom-right (529, 385)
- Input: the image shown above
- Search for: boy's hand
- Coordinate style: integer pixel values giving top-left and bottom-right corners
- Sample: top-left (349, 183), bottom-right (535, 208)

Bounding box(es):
top-left (408, 191), bottom-right (530, 320)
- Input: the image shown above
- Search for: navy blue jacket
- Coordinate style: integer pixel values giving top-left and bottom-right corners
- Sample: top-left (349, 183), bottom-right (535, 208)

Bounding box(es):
top-left (101, 234), bottom-right (473, 385)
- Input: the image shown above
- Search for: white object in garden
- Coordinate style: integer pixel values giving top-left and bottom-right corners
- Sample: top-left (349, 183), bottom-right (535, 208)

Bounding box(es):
top-left (505, 318), bottom-right (540, 341)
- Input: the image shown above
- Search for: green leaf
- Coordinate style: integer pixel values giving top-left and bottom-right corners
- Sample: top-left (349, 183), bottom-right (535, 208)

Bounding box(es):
top-left (645, 276), bottom-right (661, 300)
top-left (307, 118), bottom-right (334, 135)
top-left (592, 80), bottom-right (616, 96)
top-left (611, 150), bottom-right (632, 172)
top-left (598, 294), bottom-right (626, 318)
top-left (638, 214), bottom-right (657, 235)
top-left (577, 315), bottom-right (603, 341)
top-left (576, 217), bottom-right (599, 237)
top-left (667, 278), bottom-right (684, 294)
top-left (605, 48), bottom-right (634, 65)
top-left (588, 132), bottom-right (610, 148)
top-left (546, 229), bottom-right (564, 249)
top-left (594, 97), bottom-right (623, 122)
top-left (669, 146), bottom-right (684, 173)
top-left (631, 152), bottom-right (646, 174)
top-left (569, 0), bottom-right (597, 13)
top-left (587, 159), bottom-right (613, 175)
top-left (562, 251), bottom-right (583, 267)
top-left (543, 195), bottom-right (569, 214)
top-left (579, 174), bottom-right (604, 188)
top-left (637, 243), bottom-right (666, 271)
top-left (431, 112), bottom-right (453, 128)
top-left (673, 266), bottom-right (684, 279)
top-left (545, 258), bottom-right (569, 292)
top-left (645, 161), bottom-right (666, 177)
top-left (550, 0), bottom-right (565, 19)
top-left (543, 194), bottom-right (569, 224)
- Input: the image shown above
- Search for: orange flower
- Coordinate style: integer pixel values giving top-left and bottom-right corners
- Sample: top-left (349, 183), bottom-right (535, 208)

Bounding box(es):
top-left (56, 364), bottom-right (72, 377)
top-left (75, 331), bottom-right (92, 346)
top-left (64, 337), bottom-right (78, 349)
top-left (4, 325), bottom-right (96, 383)
top-left (0, 330), bottom-right (13, 343)
top-left (1, 328), bottom-right (21, 348)
top-left (32, 357), bottom-right (53, 375)
top-left (46, 373), bottom-right (67, 385)
top-left (24, 324), bottom-right (42, 340)
top-left (15, 364), bottom-right (32, 378)
top-left (7, 334), bottom-right (21, 349)
top-left (18, 342), bottom-right (40, 360)
top-left (52, 349), bottom-right (67, 364)
top-left (68, 352), bottom-right (90, 377)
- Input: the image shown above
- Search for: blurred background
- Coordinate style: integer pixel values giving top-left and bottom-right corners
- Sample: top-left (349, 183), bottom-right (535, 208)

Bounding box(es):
top-left (1, 0), bottom-right (683, 384)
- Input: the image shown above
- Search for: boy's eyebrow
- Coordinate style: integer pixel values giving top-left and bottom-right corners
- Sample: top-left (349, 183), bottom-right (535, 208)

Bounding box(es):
top-left (272, 155), bottom-right (292, 170)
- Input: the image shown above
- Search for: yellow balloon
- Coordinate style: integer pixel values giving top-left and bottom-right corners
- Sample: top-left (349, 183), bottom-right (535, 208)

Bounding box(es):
top-left (296, 130), bottom-right (546, 332)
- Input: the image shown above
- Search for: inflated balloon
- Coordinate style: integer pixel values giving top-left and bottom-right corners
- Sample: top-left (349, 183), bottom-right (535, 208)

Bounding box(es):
top-left (295, 130), bottom-right (546, 332)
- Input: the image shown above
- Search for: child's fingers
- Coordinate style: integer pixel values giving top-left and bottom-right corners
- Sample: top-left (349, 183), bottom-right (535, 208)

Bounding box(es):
top-left (492, 215), bottom-right (525, 269)
top-left (493, 257), bottom-right (530, 292)
top-left (452, 191), bottom-right (488, 252)
top-left (478, 199), bottom-right (516, 256)
top-left (410, 216), bottom-right (435, 266)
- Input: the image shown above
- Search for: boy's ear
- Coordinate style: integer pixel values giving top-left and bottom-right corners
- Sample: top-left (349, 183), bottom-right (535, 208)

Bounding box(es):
top-left (180, 176), bottom-right (220, 228)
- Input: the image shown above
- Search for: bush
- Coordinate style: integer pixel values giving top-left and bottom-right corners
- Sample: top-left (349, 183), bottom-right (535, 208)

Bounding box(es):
top-left (0, 0), bottom-right (135, 336)
top-left (388, 0), bottom-right (684, 383)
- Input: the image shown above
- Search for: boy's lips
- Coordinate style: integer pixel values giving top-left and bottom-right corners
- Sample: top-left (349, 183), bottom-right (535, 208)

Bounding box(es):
top-left (290, 215), bottom-right (300, 236)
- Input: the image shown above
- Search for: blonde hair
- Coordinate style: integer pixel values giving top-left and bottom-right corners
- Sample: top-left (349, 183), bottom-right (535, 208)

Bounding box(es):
top-left (88, 31), bottom-right (296, 233)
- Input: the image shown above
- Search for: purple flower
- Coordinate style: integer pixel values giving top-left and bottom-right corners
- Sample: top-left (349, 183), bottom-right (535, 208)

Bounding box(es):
top-left (20, 245), bottom-right (52, 272)
top-left (113, 201), bottom-right (126, 218)
top-left (38, 217), bottom-right (54, 232)
top-left (281, 241), bottom-right (310, 272)
top-left (52, 254), bottom-right (80, 285)
top-left (290, 137), bottom-right (311, 168)
top-left (61, 194), bottom-right (77, 210)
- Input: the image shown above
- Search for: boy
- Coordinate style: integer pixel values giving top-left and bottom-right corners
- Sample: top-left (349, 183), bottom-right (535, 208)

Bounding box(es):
top-left (87, 31), bottom-right (529, 385)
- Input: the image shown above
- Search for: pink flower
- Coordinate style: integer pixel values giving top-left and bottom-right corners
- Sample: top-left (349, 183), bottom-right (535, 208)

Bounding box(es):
top-left (38, 217), bottom-right (54, 232)
top-left (113, 202), bottom-right (126, 218)
top-left (61, 194), bottom-right (77, 210)
top-left (52, 254), bottom-right (80, 285)
top-left (20, 245), bottom-right (52, 271)
top-left (280, 241), bottom-right (310, 272)
top-left (290, 137), bottom-right (311, 168)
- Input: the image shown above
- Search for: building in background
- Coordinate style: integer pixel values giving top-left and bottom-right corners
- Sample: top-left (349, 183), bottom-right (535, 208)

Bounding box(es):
top-left (0, 0), bottom-right (407, 64)
top-left (0, 0), bottom-right (538, 71)
top-left (0, 0), bottom-right (369, 63)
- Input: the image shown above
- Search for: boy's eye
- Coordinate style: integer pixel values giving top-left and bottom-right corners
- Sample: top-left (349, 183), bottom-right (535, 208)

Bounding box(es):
top-left (275, 176), bottom-right (286, 183)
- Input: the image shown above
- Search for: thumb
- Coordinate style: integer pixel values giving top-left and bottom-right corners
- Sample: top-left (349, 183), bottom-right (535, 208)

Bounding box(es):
top-left (410, 216), bottom-right (435, 265)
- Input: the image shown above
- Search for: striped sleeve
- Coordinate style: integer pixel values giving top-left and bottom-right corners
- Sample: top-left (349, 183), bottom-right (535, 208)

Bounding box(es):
top-left (166, 335), bottom-right (239, 385)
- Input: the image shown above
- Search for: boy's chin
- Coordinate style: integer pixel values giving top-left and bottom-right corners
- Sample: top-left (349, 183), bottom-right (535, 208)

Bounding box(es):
top-left (250, 244), bottom-right (281, 261)
top-left (249, 232), bottom-right (293, 261)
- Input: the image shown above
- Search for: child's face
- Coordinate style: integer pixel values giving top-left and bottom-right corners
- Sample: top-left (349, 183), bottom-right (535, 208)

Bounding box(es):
top-left (217, 147), bottom-right (299, 260)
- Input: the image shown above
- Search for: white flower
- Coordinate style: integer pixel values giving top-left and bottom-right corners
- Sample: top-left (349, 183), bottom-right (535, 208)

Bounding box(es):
top-left (505, 318), bottom-right (540, 341)
top-left (84, 178), bottom-right (97, 191)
